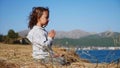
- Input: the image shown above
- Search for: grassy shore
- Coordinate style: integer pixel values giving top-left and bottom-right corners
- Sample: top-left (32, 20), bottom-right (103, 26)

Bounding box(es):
top-left (0, 43), bottom-right (119, 68)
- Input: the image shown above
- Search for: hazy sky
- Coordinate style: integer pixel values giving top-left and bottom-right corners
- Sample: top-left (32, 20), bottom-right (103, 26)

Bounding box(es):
top-left (0, 0), bottom-right (120, 35)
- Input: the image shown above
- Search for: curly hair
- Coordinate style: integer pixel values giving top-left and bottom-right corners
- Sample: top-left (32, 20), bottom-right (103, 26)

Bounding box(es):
top-left (28, 7), bottom-right (49, 29)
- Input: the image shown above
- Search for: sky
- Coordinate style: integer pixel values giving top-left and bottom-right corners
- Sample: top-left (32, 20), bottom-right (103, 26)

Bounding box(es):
top-left (0, 0), bottom-right (120, 35)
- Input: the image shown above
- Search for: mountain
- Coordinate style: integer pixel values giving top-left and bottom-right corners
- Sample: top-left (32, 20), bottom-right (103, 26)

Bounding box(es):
top-left (18, 29), bottom-right (120, 46)
top-left (55, 29), bottom-right (92, 39)
top-left (18, 29), bottom-right (92, 39)
top-left (85, 31), bottom-right (120, 38)
top-left (18, 29), bottom-right (120, 39)
top-left (18, 29), bottom-right (29, 38)
top-left (54, 31), bottom-right (120, 47)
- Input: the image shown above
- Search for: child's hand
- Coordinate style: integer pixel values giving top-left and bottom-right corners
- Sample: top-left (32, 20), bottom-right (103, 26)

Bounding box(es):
top-left (52, 54), bottom-right (60, 58)
top-left (48, 30), bottom-right (56, 38)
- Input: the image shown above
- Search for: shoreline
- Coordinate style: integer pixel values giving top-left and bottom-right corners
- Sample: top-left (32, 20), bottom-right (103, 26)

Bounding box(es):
top-left (62, 46), bottom-right (120, 50)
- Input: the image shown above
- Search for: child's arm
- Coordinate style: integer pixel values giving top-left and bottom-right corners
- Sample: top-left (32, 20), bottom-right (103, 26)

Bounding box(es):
top-left (32, 29), bottom-right (56, 47)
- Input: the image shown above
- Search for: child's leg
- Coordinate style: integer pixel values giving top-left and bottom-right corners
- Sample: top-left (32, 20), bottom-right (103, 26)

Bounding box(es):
top-left (33, 56), bottom-right (70, 65)
top-left (33, 58), bottom-right (45, 64)
top-left (52, 56), bottom-right (70, 65)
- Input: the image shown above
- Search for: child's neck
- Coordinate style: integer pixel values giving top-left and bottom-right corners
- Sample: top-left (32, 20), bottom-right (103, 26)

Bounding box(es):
top-left (36, 22), bottom-right (43, 27)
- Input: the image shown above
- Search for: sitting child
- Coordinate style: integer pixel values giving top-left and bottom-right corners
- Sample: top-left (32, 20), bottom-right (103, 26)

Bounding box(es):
top-left (27, 6), bottom-right (68, 65)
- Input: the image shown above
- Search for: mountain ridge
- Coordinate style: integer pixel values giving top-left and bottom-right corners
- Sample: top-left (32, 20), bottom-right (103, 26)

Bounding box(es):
top-left (18, 29), bottom-right (120, 39)
top-left (54, 31), bottom-right (120, 47)
top-left (18, 29), bottom-right (92, 39)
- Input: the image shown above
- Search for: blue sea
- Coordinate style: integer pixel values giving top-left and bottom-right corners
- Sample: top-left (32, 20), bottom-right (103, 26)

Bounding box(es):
top-left (76, 50), bottom-right (120, 63)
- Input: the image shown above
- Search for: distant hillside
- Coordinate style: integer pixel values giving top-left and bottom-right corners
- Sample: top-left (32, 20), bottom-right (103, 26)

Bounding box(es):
top-left (55, 29), bottom-right (92, 39)
top-left (18, 29), bottom-right (29, 38)
top-left (18, 29), bottom-right (120, 47)
top-left (85, 31), bottom-right (120, 38)
top-left (54, 31), bottom-right (120, 47)
top-left (18, 29), bottom-right (92, 39)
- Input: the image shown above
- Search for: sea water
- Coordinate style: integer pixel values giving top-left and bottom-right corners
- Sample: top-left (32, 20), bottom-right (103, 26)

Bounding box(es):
top-left (76, 50), bottom-right (120, 63)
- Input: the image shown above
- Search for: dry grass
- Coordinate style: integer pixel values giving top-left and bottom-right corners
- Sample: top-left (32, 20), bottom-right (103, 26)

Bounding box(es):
top-left (0, 43), bottom-right (119, 68)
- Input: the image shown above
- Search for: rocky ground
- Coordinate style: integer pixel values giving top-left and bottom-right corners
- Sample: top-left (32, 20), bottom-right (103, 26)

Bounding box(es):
top-left (0, 43), bottom-right (119, 68)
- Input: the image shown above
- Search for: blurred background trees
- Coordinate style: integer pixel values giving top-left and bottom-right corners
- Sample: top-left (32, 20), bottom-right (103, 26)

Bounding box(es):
top-left (0, 29), bottom-right (19, 44)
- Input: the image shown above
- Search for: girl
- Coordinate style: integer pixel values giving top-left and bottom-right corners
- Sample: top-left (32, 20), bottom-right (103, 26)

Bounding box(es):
top-left (27, 7), bottom-right (67, 65)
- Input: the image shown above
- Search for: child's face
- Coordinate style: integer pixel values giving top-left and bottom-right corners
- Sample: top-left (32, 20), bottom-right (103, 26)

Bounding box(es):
top-left (38, 11), bottom-right (49, 26)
